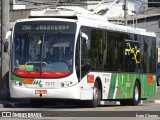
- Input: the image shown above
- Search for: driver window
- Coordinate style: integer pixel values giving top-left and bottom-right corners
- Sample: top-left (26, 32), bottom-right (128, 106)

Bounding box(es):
top-left (81, 29), bottom-right (91, 78)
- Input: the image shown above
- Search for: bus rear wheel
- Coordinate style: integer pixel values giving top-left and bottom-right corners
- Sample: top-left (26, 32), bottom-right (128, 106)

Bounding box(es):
top-left (120, 81), bottom-right (140, 106)
top-left (130, 81), bottom-right (140, 106)
top-left (87, 81), bottom-right (101, 108)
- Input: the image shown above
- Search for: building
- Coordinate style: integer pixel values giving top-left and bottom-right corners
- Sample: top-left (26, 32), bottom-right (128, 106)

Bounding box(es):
top-left (128, 5), bottom-right (160, 48)
top-left (148, 0), bottom-right (160, 7)
top-left (0, 0), bottom-right (159, 47)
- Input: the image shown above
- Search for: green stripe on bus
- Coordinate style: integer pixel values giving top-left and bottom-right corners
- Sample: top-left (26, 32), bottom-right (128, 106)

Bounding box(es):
top-left (107, 73), bottom-right (117, 99)
top-left (116, 73), bottom-right (134, 99)
top-left (11, 74), bottom-right (22, 81)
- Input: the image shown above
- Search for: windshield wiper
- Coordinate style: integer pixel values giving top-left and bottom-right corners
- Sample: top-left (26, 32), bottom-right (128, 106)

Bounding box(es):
top-left (26, 32), bottom-right (32, 42)
top-left (49, 32), bottom-right (62, 50)
top-left (26, 32), bottom-right (40, 61)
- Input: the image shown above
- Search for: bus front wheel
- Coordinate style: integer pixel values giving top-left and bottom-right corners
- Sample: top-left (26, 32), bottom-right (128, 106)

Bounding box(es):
top-left (87, 81), bottom-right (101, 108)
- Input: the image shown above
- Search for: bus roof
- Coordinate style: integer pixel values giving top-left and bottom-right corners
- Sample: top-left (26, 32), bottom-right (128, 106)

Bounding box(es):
top-left (21, 6), bottom-right (156, 38)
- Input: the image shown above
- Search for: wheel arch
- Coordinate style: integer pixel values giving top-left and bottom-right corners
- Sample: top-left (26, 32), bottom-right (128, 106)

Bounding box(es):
top-left (95, 77), bottom-right (102, 100)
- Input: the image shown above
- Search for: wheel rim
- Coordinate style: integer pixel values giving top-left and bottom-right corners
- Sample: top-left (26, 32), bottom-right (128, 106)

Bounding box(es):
top-left (93, 87), bottom-right (99, 101)
top-left (135, 86), bottom-right (139, 101)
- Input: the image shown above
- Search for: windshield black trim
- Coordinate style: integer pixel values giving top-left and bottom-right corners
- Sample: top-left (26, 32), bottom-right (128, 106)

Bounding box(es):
top-left (11, 21), bottom-right (77, 79)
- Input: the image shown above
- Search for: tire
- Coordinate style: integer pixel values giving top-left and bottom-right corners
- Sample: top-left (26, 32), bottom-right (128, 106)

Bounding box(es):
top-left (87, 81), bottom-right (101, 108)
top-left (129, 81), bottom-right (140, 106)
top-left (120, 81), bottom-right (140, 106)
top-left (157, 77), bottom-right (160, 86)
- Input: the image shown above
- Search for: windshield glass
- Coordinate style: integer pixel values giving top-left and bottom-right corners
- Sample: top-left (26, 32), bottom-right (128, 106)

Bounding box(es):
top-left (12, 21), bottom-right (76, 78)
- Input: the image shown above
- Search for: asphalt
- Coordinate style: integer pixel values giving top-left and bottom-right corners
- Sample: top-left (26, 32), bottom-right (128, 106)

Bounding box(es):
top-left (0, 86), bottom-right (159, 108)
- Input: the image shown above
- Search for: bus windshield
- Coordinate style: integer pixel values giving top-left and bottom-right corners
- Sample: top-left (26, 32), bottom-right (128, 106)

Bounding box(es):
top-left (12, 21), bottom-right (76, 78)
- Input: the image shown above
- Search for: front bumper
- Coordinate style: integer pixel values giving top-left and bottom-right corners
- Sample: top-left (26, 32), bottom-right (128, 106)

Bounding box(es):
top-left (10, 84), bottom-right (80, 99)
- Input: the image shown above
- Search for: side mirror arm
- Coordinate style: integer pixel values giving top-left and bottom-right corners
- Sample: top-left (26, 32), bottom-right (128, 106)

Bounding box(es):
top-left (4, 31), bottom-right (11, 53)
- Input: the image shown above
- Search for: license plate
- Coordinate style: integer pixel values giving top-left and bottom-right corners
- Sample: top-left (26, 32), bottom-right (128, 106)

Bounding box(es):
top-left (35, 90), bottom-right (47, 94)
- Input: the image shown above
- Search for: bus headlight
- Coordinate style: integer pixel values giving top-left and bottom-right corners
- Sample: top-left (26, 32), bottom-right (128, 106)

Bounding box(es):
top-left (61, 82), bottom-right (65, 87)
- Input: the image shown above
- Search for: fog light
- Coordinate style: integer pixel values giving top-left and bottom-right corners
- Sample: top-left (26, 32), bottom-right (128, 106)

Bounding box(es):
top-left (70, 81), bottom-right (73, 84)
top-left (19, 82), bottom-right (22, 86)
top-left (61, 83), bottom-right (65, 87)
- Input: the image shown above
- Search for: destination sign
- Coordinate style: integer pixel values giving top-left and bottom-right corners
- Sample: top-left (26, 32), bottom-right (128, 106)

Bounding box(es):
top-left (14, 21), bottom-right (76, 33)
top-left (21, 24), bottom-right (70, 31)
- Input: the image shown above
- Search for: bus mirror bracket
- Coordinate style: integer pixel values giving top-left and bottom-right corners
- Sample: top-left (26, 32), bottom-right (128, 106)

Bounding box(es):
top-left (4, 31), bottom-right (11, 52)
top-left (81, 32), bottom-right (88, 40)
top-left (81, 32), bottom-right (90, 50)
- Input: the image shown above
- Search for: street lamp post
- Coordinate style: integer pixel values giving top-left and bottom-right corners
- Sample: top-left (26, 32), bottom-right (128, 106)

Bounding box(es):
top-left (0, 0), bottom-right (10, 99)
top-left (124, 0), bottom-right (128, 26)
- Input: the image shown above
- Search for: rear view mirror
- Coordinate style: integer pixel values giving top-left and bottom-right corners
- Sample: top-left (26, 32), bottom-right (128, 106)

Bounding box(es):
top-left (4, 31), bottom-right (11, 52)
top-left (4, 42), bottom-right (9, 52)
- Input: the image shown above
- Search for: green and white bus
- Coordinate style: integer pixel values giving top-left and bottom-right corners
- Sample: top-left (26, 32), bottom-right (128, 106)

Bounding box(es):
top-left (7, 6), bottom-right (157, 108)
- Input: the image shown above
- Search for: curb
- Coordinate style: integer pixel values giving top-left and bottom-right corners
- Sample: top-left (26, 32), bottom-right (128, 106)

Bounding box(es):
top-left (101, 100), bottom-right (160, 106)
top-left (0, 99), bottom-right (159, 108)
top-left (154, 100), bottom-right (160, 103)
top-left (141, 99), bottom-right (160, 104)
top-left (0, 103), bottom-right (4, 108)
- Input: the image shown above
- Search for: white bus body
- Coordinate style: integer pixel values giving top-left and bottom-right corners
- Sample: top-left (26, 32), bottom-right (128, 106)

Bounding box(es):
top-left (9, 6), bottom-right (157, 107)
